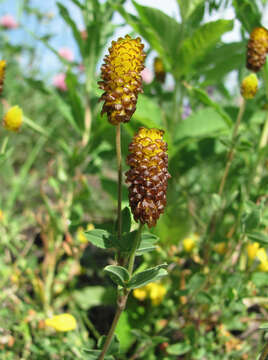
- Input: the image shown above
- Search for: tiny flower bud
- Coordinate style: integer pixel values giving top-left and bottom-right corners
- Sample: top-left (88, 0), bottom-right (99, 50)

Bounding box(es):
top-left (99, 35), bottom-right (146, 125)
top-left (3, 105), bottom-right (23, 132)
top-left (154, 57), bottom-right (166, 83)
top-left (126, 127), bottom-right (171, 227)
top-left (240, 73), bottom-right (258, 99)
top-left (247, 27), bottom-right (268, 72)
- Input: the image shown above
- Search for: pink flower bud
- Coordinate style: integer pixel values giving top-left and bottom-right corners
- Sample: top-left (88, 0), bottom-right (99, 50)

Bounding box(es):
top-left (58, 48), bottom-right (74, 62)
top-left (52, 73), bottom-right (67, 92)
top-left (0, 14), bottom-right (18, 29)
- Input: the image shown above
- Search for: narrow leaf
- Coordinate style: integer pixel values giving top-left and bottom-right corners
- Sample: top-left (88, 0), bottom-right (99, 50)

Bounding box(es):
top-left (104, 265), bottom-right (130, 287)
top-left (128, 264), bottom-right (168, 289)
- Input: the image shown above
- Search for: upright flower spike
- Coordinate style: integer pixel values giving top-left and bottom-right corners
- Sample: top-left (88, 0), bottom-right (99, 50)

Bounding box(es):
top-left (247, 27), bottom-right (268, 72)
top-left (154, 57), bottom-right (166, 83)
top-left (99, 35), bottom-right (146, 125)
top-left (0, 60), bottom-right (6, 95)
top-left (126, 127), bottom-right (171, 228)
top-left (3, 105), bottom-right (23, 132)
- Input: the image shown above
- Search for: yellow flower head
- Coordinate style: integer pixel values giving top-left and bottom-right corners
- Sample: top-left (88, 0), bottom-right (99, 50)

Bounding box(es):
top-left (77, 223), bottom-right (94, 244)
top-left (259, 260), bottom-right (268, 272)
top-left (45, 313), bottom-right (77, 332)
top-left (247, 27), bottom-right (268, 72)
top-left (0, 60), bottom-right (6, 94)
top-left (133, 282), bottom-right (166, 306)
top-left (246, 242), bottom-right (260, 260)
top-left (256, 247), bottom-right (268, 263)
top-left (3, 105), bottom-right (23, 132)
top-left (154, 57), bottom-right (166, 83)
top-left (214, 242), bottom-right (227, 255)
top-left (99, 35), bottom-right (146, 125)
top-left (0, 209), bottom-right (4, 222)
top-left (183, 237), bottom-right (196, 253)
top-left (240, 73), bottom-right (258, 99)
top-left (126, 127), bottom-right (171, 227)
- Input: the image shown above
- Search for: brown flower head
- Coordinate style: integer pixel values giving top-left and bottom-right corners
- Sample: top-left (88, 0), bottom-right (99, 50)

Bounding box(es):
top-left (154, 57), bottom-right (166, 83)
top-left (126, 127), bottom-right (171, 228)
top-left (98, 35), bottom-right (146, 125)
top-left (247, 27), bottom-right (268, 72)
top-left (0, 60), bottom-right (6, 95)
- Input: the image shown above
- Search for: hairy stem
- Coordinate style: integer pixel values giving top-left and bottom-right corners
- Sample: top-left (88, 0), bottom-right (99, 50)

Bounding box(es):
top-left (116, 124), bottom-right (123, 264)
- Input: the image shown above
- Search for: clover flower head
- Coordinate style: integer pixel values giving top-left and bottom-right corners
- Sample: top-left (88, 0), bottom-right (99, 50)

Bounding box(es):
top-left (99, 35), bottom-right (146, 125)
top-left (241, 73), bottom-right (258, 99)
top-left (3, 105), bottom-right (23, 132)
top-left (247, 27), bottom-right (268, 72)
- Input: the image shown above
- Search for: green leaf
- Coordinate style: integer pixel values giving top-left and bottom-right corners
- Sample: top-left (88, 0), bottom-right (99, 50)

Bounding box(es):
top-left (247, 232), bottom-right (268, 245)
top-left (176, 20), bottom-right (233, 77)
top-left (187, 86), bottom-right (232, 127)
top-left (85, 229), bottom-right (113, 249)
top-left (65, 71), bottom-right (85, 131)
top-left (259, 323), bottom-right (268, 330)
top-left (133, 94), bottom-right (163, 128)
top-left (121, 207), bottom-right (132, 233)
top-left (167, 342), bottom-right (191, 356)
top-left (177, 0), bottom-right (205, 22)
top-left (104, 265), bottom-right (130, 287)
top-left (73, 286), bottom-right (116, 310)
top-left (83, 349), bottom-right (114, 360)
top-left (136, 233), bottom-right (159, 255)
top-left (233, 0), bottom-right (261, 33)
top-left (174, 108), bottom-right (229, 142)
top-left (57, 2), bottom-right (84, 56)
top-left (127, 264), bottom-right (168, 289)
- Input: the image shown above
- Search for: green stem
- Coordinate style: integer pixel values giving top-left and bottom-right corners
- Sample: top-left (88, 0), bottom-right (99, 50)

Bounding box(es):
top-left (0, 136), bottom-right (8, 154)
top-left (116, 124), bottom-right (123, 261)
top-left (218, 98), bottom-right (246, 196)
top-left (260, 342), bottom-right (268, 360)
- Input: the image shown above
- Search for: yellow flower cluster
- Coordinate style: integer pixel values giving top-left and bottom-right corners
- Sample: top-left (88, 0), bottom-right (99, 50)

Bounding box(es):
top-left (182, 233), bottom-right (199, 253)
top-left (77, 223), bottom-right (94, 244)
top-left (247, 242), bottom-right (268, 271)
top-left (214, 242), bottom-right (227, 255)
top-left (3, 105), bottom-right (23, 132)
top-left (133, 282), bottom-right (167, 306)
top-left (0, 60), bottom-right (6, 94)
top-left (154, 57), bottom-right (166, 83)
top-left (240, 73), bottom-right (258, 99)
top-left (45, 313), bottom-right (77, 332)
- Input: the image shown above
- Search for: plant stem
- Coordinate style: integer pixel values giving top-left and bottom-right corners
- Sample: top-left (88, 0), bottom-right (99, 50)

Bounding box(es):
top-left (0, 136), bottom-right (8, 154)
top-left (260, 342), bottom-right (268, 360)
top-left (82, 97), bottom-right (92, 146)
top-left (98, 224), bottom-right (143, 360)
top-left (116, 124), bottom-right (123, 263)
top-left (218, 98), bottom-right (246, 196)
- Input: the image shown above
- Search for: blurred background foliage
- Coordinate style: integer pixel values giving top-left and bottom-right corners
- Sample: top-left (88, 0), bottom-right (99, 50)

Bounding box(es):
top-left (1, 0), bottom-right (268, 359)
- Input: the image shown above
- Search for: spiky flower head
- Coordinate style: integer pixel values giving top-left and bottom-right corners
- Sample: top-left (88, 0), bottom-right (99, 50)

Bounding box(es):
top-left (99, 35), bottom-right (146, 125)
top-left (3, 105), bottom-right (23, 132)
top-left (240, 73), bottom-right (258, 99)
top-left (247, 27), bottom-right (268, 72)
top-left (154, 57), bottom-right (166, 83)
top-left (126, 127), bottom-right (171, 228)
top-left (0, 60), bottom-right (6, 95)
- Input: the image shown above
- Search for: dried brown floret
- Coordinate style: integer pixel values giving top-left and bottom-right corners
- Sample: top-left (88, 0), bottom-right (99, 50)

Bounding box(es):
top-left (125, 127), bottom-right (171, 228)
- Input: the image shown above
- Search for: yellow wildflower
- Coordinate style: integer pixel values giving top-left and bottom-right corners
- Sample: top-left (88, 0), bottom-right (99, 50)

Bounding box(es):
top-left (214, 242), bottom-right (227, 255)
top-left (258, 260), bottom-right (268, 272)
top-left (246, 242), bottom-right (260, 260)
top-left (0, 209), bottom-right (4, 222)
top-left (3, 105), bottom-right (23, 132)
top-left (45, 313), bottom-right (77, 332)
top-left (256, 247), bottom-right (267, 263)
top-left (183, 237), bottom-right (196, 253)
top-left (154, 57), bottom-right (166, 83)
top-left (133, 282), bottom-right (166, 306)
top-left (247, 27), bottom-right (268, 72)
top-left (77, 223), bottom-right (94, 243)
top-left (133, 287), bottom-right (147, 301)
top-left (240, 73), bottom-right (258, 99)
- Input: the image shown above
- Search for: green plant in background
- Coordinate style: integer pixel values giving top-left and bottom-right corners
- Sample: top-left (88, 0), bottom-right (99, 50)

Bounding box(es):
top-left (2, 0), bottom-right (268, 359)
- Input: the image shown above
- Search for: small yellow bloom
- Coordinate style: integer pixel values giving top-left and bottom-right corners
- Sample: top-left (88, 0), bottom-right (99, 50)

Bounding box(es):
top-left (154, 57), bottom-right (166, 83)
top-left (45, 313), bottom-right (77, 332)
top-left (183, 237), bottom-right (196, 253)
top-left (77, 224), bottom-right (94, 243)
top-left (214, 242), bottom-right (227, 255)
top-left (246, 242), bottom-right (260, 260)
top-left (3, 105), bottom-right (23, 132)
top-left (256, 248), bottom-right (268, 263)
top-left (258, 260), bottom-right (268, 272)
top-left (240, 73), bottom-right (258, 99)
top-left (133, 282), bottom-right (166, 305)
top-left (148, 283), bottom-right (167, 306)
top-left (0, 209), bottom-right (4, 222)
top-left (133, 287), bottom-right (147, 301)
